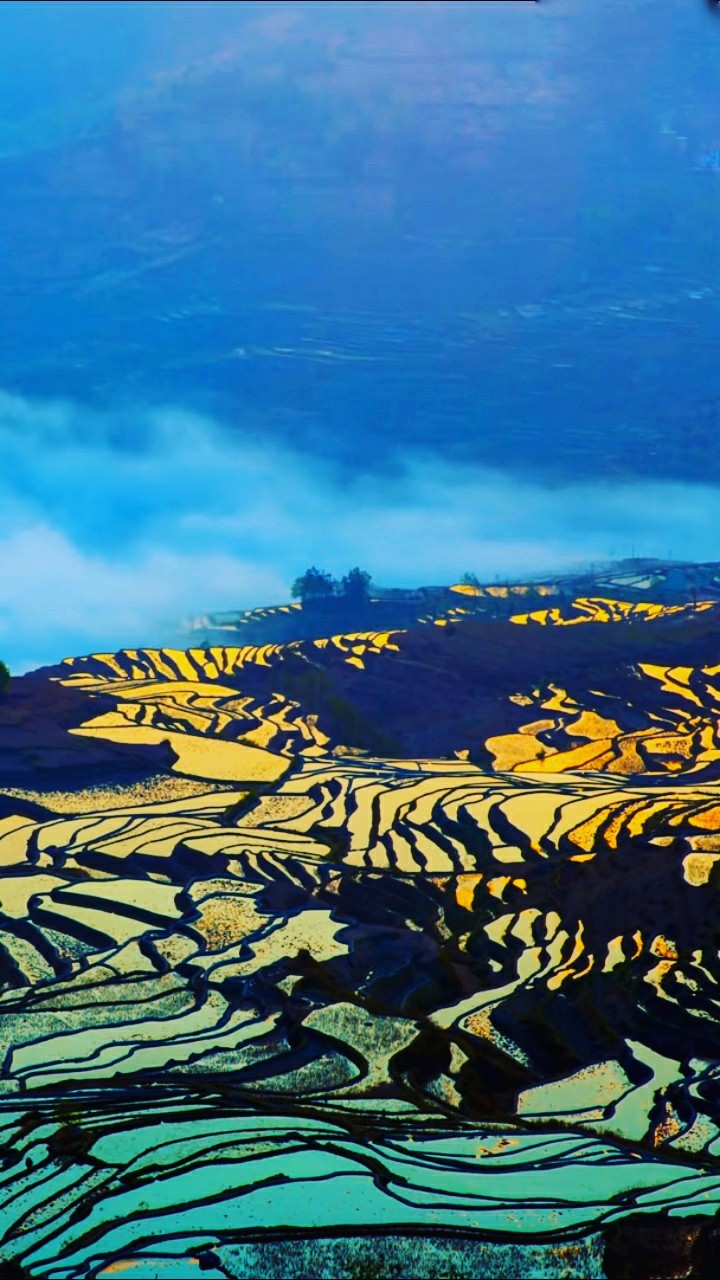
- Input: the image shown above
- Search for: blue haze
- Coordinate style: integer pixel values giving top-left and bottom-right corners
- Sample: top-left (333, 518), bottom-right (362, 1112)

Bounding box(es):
top-left (0, 0), bottom-right (719, 669)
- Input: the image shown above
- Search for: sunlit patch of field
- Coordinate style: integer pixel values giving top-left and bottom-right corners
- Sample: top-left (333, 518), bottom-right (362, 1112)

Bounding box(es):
top-left (0, 774), bottom-right (237, 814)
top-left (53, 638), bottom-right (404, 772)
top-left (510, 596), bottom-right (715, 626)
top-left (488, 662), bottom-right (720, 776)
top-left (450, 582), bottom-right (559, 600)
top-left (61, 633), bottom-right (403, 687)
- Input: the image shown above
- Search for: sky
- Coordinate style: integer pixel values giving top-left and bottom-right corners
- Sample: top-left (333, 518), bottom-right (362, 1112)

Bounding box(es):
top-left (1, 0), bottom-right (720, 670)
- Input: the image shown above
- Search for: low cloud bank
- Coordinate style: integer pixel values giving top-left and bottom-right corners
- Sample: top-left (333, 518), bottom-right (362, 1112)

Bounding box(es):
top-left (0, 390), bottom-right (717, 672)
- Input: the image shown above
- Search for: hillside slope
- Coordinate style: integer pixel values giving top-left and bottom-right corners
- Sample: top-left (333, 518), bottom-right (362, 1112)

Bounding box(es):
top-left (11, 594), bottom-right (720, 786)
top-left (3, 591), bottom-right (720, 1273)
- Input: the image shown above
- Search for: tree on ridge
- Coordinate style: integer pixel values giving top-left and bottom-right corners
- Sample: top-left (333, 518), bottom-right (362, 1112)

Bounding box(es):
top-left (340, 567), bottom-right (372, 603)
top-left (291, 567), bottom-right (338, 603)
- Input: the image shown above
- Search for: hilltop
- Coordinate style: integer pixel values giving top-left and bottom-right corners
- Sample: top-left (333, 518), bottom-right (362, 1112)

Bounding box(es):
top-left (182, 557), bottom-right (720, 646)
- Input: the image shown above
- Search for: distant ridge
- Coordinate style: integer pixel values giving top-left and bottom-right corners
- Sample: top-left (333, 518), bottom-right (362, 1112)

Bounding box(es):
top-left (181, 557), bottom-right (720, 648)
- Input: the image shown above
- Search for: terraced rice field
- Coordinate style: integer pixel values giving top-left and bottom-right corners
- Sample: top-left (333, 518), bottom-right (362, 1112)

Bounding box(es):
top-left (3, 600), bottom-right (720, 1275)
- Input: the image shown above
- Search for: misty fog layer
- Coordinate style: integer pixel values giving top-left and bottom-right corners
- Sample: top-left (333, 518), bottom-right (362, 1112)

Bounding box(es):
top-left (1, 391), bottom-right (719, 672)
top-left (0, 1), bottom-right (718, 667)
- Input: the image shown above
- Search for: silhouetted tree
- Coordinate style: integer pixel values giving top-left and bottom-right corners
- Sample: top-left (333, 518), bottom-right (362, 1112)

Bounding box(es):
top-left (460, 572), bottom-right (481, 590)
top-left (0, 661), bottom-right (9, 696)
top-left (291, 567), bottom-right (338, 603)
top-left (340, 567), bottom-right (372, 603)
